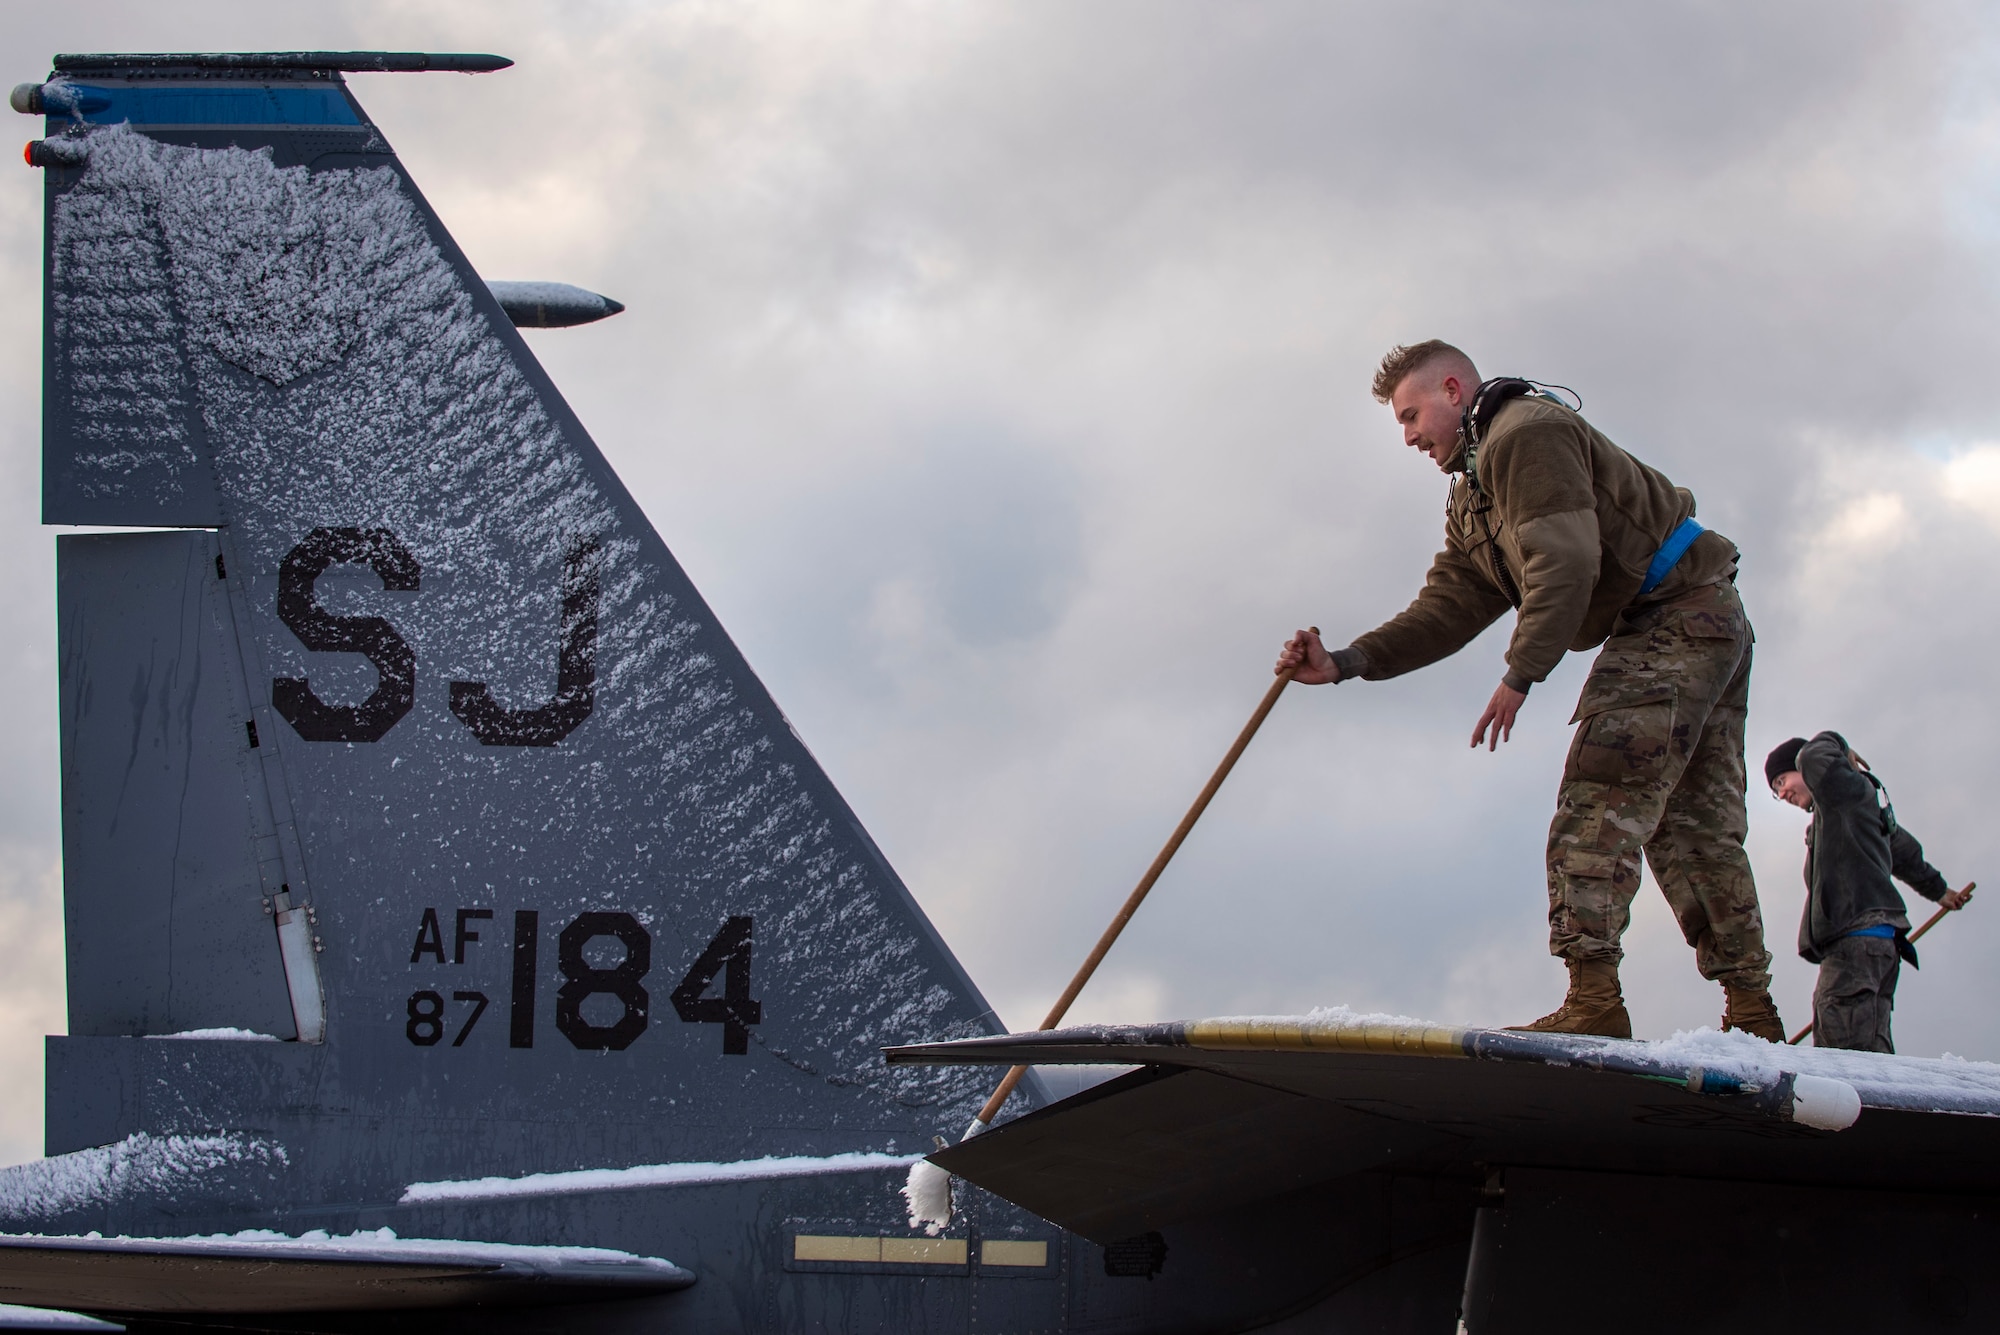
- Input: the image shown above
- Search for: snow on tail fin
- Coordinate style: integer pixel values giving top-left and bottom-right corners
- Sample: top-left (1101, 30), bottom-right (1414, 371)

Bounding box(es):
top-left (38, 60), bottom-right (1001, 1185)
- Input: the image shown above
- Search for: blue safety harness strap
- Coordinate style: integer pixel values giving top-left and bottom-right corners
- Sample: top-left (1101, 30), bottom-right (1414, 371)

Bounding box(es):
top-left (1639, 517), bottom-right (1705, 596)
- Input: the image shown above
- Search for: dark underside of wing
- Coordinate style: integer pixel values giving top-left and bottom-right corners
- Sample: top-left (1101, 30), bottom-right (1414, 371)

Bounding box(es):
top-left (893, 1034), bottom-right (2000, 1243)
top-left (0, 1236), bottom-right (693, 1318)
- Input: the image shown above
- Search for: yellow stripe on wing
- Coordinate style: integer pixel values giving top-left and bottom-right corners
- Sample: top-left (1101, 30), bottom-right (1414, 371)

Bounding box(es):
top-left (1183, 1017), bottom-right (1471, 1057)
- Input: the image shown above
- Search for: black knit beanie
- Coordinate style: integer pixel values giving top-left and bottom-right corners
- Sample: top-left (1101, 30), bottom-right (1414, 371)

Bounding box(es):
top-left (1764, 737), bottom-right (1807, 788)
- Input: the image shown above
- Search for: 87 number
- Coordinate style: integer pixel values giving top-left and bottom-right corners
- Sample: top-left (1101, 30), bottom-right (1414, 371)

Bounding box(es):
top-left (405, 990), bottom-right (488, 1046)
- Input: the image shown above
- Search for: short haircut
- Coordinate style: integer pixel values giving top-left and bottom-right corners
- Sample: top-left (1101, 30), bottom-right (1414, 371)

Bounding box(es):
top-left (1372, 340), bottom-right (1478, 404)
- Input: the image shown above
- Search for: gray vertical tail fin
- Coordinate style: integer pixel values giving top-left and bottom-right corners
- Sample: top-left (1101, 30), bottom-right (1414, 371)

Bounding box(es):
top-left (37, 53), bottom-right (1010, 1191)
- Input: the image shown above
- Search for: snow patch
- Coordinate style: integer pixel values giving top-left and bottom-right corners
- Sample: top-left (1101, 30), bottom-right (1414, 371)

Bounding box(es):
top-left (181, 1227), bottom-right (667, 1267)
top-left (74, 125), bottom-right (403, 385)
top-left (0, 1134), bottom-right (288, 1224)
top-left (1190, 1005), bottom-right (1462, 1029)
top-left (401, 1151), bottom-right (918, 1204)
top-left (1300, 1003), bottom-right (1452, 1029)
top-left (0, 1305), bottom-right (120, 1330)
top-left (1648, 1026), bottom-right (2000, 1114)
top-left (1206, 1008), bottom-right (2000, 1116)
top-left (147, 1029), bottom-right (281, 1041)
top-left (0, 1226), bottom-right (678, 1271)
top-left (0, 1229), bottom-right (689, 1289)
top-left (47, 124), bottom-right (199, 501)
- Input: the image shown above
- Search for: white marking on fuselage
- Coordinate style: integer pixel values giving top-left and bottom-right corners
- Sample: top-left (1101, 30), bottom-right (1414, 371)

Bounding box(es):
top-left (400, 1151), bottom-right (919, 1204)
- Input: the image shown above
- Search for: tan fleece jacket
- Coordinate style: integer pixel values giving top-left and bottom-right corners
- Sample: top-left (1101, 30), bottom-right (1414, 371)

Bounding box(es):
top-left (1346, 396), bottom-right (1738, 690)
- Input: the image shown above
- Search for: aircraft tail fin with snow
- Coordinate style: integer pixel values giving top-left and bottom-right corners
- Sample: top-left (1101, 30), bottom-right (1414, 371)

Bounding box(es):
top-left (28, 50), bottom-right (1006, 1218)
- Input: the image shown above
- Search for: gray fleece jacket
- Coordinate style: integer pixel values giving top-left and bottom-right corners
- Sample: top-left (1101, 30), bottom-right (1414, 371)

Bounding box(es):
top-left (1796, 730), bottom-right (1949, 966)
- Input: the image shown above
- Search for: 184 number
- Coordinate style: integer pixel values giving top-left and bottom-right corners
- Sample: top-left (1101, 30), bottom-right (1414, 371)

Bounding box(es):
top-left (404, 911), bottom-right (759, 1055)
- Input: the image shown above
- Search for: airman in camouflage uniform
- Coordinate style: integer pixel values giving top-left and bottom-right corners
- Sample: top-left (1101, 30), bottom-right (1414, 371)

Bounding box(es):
top-left (1276, 341), bottom-right (1783, 1040)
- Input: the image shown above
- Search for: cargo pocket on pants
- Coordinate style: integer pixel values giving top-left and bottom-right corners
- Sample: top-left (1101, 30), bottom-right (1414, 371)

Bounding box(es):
top-left (1568, 675), bottom-right (1677, 786)
top-left (1557, 848), bottom-right (1623, 881)
top-left (1551, 846), bottom-right (1627, 941)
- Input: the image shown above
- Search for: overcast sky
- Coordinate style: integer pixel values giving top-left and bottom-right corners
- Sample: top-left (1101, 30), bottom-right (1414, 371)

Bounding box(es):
top-left (4, 2), bottom-right (2000, 1167)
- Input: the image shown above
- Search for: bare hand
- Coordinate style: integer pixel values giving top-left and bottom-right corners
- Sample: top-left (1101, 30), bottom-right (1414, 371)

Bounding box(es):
top-left (1276, 628), bottom-right (1337, 685)
top-left (1471, 682), bottom-right (1528, 751)
top-left (1942, 882), bottom-right (1976, 911)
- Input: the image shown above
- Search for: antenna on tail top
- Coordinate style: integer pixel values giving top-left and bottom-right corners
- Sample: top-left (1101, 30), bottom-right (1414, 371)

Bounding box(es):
top-left (49, 52), bottom-right (513, 74)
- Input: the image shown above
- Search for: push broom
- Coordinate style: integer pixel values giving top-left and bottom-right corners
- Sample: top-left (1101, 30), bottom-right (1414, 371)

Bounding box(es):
top-left (1786, 881), bottom-right (1976, 1046)
top-left (904, 630), bottom-right (1318, 1231)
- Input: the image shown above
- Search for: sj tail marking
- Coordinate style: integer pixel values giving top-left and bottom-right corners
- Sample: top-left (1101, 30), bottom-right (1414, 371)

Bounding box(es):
top-left (272, 529), bottom-right (599, 747)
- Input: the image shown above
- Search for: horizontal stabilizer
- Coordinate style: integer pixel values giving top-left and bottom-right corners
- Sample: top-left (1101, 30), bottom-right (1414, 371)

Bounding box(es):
top-left (891, 1013), bottom-right (2000, 1239)
top-left (889, 1011), bottom-right (2000, 1117)
top-left (889, 1015), bottom-right (1850, 1122)
top-left (0, 1232), bottom-right (692, 1316)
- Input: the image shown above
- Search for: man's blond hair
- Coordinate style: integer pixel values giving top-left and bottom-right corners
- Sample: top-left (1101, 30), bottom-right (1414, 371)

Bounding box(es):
top-left (1371, 340), bottom-right (1479, 404)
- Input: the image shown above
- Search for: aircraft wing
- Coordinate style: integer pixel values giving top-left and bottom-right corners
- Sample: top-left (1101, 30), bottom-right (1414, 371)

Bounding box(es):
top-left (0, 1233), bottom-right (692, 1317)
top-left (886, 1015), bottom-right (2000, 1242)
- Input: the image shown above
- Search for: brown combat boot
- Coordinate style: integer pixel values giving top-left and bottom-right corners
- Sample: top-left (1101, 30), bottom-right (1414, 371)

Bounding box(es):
top-left (1508, 958), bottom-right (1632, 1038)
top-left (1721, 984), bottom-right (1785, 1042)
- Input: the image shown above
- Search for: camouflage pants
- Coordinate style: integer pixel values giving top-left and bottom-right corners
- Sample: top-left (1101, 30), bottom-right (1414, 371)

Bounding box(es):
top-left (1545, 580), bottom-right (1773, 991)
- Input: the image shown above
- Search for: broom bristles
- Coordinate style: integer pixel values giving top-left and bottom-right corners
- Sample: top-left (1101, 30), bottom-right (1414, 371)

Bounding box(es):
top-left (901, 1159), bottom-right (953, 1235)
top-left (902, 1116), bottom-right (989, 1234)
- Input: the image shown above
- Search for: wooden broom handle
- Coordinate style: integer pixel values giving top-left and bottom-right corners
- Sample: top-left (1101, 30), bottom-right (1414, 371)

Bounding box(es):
top-left (975, 629), bottom-right (1320, 1125)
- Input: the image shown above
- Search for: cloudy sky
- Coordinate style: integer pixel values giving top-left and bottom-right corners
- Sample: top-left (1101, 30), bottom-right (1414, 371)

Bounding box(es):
top-left (4, 1), bottom-right (2000, 1166)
